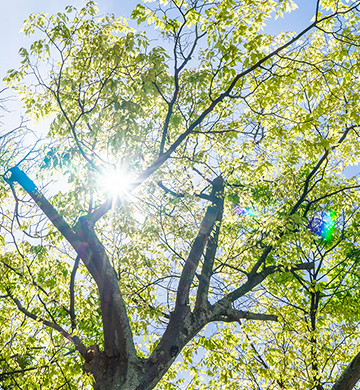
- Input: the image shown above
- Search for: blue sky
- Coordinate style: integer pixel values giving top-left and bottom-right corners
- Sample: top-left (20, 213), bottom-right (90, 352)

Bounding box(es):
top-left (0, 0), bottom-right (318, 137)
top-left (0, 0), bottom-right (138, 89)
top-left (0, 0), bottom-right (138, 131)
top-left (0, 0), bottom-right (317, 89)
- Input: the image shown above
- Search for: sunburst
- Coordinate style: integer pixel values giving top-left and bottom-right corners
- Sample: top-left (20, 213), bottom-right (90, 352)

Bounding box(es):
top-left (101, 167), bottom-right (133, 198)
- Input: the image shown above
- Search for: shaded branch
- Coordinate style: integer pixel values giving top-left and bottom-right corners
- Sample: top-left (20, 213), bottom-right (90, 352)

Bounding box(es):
top-left (157, 180), bottom-right (212, 201)
top-left (290, 125), bottom-right (355, 215)
top-left (331, 350), bottom-right (360, 390)
top-left (88, 197), bottom-right (113, 224)
top-left (158, 181), bottom-right (185, 198)
top-left (249, 245), bottom-right (273, 277)
top-left (212, 308), bottom-right (277, 322)
top-left (70, 255), bottom-right (80, 332)
top-left (0, 366), bottom-right (49, 381)
top-left (195, 177), bottom-right (224, 310)
top-left (158, 87), bottom-right (179, 156)
top-left (175, 204), bottom-right (218, 309)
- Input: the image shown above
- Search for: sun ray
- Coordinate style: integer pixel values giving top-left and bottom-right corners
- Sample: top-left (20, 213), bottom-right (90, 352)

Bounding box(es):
top-left (101, 167), bottom-right (133, 198)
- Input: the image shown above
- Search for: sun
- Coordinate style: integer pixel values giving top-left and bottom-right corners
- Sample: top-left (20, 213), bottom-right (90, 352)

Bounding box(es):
top-left (101, 168), bottom-right (133, 197)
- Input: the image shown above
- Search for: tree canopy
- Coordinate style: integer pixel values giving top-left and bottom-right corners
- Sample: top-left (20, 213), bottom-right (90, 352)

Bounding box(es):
top-left (1, 0), bottom-right (360, 389)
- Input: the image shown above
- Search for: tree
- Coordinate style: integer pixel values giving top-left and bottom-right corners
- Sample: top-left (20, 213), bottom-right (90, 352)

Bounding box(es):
top-left (1, 0), bottom-right (360, 388)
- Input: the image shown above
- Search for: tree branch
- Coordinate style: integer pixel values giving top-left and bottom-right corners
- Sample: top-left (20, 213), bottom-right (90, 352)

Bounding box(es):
top-left (195, 177), bottom-right (224, 310)
top-left (0, 366), bottom-right (49, 381)
top-left (4, 167), bottom-right (80, 248)
top-left (157, 181), bottom-right (185, 198)
top-left (88, 197), bottom-right (113, 224)
top-left (71, 216), bottom-right (138, 359)
top-left (129, 9), bottom-right (351, 191)
top-left (69, 255), bottom-right (80, 332)
top-left (157, 180), bottom-right (212, 201)
top-left (290, 125), bottom-right (355, 215)
top-left (175, 204), bottom-right (218, 308)
top-left (211, 262), bottom-right (315, 318)
top-left (212, 307), bottom-right (277, 322)
top-left (5, 168), bottom-right (137, 361)
top-left (6, 289), bottom-right (87, 358)
top-left (331, 350), bottom-right (360, 390)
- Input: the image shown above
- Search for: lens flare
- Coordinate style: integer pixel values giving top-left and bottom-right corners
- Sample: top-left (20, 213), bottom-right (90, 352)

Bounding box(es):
top-left (234, 202), bottom-right (336, 242)
top-left (234, 205), bottom-right (257, 217)
top-left (308, 210), bottom-right (336, 241)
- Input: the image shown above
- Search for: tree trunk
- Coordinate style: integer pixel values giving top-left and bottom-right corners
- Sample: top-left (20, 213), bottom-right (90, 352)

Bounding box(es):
top-left (331, 350), bottom-right (360, 390)
top-left (86, 353), bottom-right (145, 390)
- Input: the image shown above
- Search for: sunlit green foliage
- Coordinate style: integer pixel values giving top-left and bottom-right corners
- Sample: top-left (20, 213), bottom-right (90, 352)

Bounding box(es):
top-left (2, 0), bottom-right (360, 388)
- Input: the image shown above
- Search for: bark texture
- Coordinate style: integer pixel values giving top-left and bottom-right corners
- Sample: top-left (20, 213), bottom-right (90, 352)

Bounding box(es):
top-left (331, 351), bottom-right (360, 390)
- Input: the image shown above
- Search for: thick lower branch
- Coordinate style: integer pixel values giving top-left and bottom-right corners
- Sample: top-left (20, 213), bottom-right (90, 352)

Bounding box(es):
top-left (331, 351), bottom-right (360, 390)
top-left (70, 255), bottom-right (80, 332)
top-left (6, 168), bottom-right (137, 362)
top-left (73, 216), bottom-right (137, 359)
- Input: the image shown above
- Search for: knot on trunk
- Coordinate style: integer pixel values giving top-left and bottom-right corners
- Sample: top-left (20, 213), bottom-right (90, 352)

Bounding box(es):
top-left (85, 344), bottom-right (100, 363)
